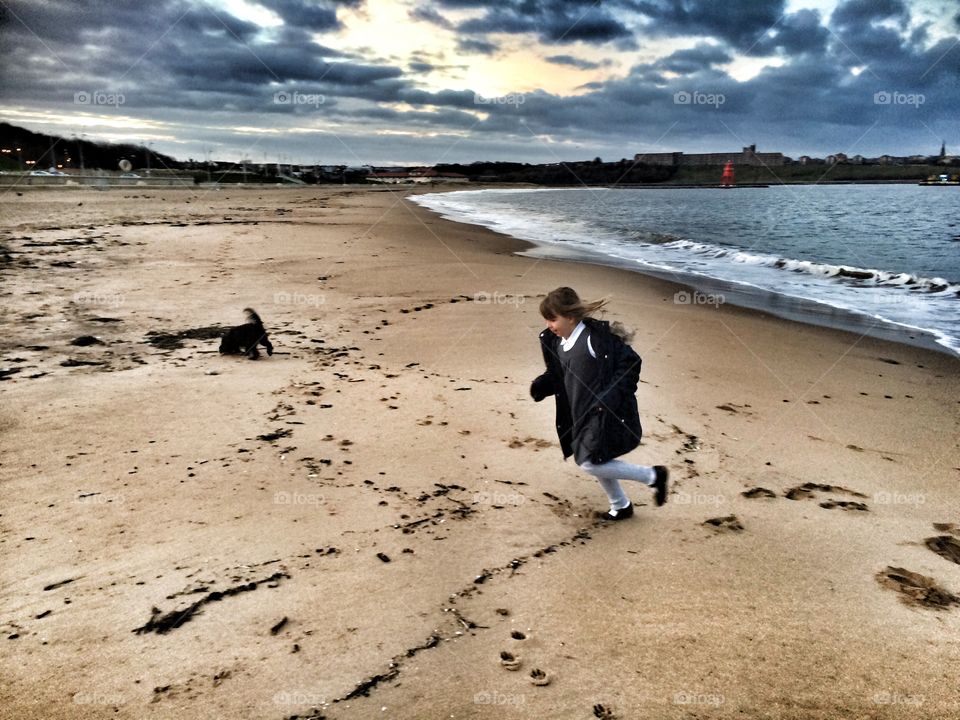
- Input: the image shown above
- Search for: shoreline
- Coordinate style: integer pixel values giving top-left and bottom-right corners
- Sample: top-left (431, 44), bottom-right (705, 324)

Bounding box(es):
top-left (2, 185), bottom-right (958, 719)
top-left (408, 186), bottom-right (960, 359)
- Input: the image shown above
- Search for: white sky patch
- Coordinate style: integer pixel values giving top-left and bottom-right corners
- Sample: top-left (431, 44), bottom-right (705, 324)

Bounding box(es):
top-left (725, 55), bottom-right (786, 82)
top-left (2, 107), bottom-right (172, 134)
top-left (214, 0), bottom-right (282, 28)
top-left (786, 0), bottom-right (838, 16)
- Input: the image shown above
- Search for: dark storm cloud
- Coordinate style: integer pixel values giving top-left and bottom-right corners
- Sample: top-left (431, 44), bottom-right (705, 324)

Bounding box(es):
top-left (655, 43), bottom-right (732, 74)
top-left (829, 0), bottom-right (909, 29)
top-left (748, 9), bottom-right (829, 56)
top-left (456, 37), bottom-right (499, 55)
top-left (0, 0), bottom-right (957, 163)
top-left (435, 0), bottom-right (637, 47)
top-left (258, 0), bottom-right (340, 31)
top-left (630, 0), bottom-right (787, 50)
top-left (0, 0), bottom-right (407, 111)
top-left (409, 5), bottom-right (454, 29)
top-left (545, 55), bottom-right (612, 70)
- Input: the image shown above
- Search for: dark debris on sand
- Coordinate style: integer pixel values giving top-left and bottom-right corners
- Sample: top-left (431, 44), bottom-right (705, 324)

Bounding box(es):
top-left (133, 571), bottom-right (290, 634)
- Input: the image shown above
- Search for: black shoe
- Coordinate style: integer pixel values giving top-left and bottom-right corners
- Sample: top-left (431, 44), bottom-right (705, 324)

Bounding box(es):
top-left (653, 466), bottom-right (669, 506)
top-left (599, 502), bottom-right (633, 521)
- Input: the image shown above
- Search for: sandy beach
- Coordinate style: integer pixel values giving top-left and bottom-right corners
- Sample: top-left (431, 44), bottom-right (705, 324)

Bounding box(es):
top-left (1, 184), bottom-right (959, 720)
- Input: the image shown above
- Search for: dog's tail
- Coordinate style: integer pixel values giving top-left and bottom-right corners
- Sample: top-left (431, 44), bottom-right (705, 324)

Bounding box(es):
top-left (243, 307), bottom-right (263, 326)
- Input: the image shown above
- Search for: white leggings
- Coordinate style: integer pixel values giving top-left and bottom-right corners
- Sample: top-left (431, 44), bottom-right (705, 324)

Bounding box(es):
top-left (580, 459), bottom-right (655, 510)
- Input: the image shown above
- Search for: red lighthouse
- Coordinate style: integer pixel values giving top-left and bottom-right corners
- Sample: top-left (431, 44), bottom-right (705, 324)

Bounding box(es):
top-left (720, 161), bottom-right (735, 187)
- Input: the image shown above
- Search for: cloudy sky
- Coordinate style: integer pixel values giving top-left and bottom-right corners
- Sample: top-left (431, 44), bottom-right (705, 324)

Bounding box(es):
top-left (1, 0), bottom-right (958, 165)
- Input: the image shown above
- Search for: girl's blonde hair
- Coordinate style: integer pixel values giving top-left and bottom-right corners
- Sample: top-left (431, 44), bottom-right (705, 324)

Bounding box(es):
top-left (539, 286), bottom-right (607, 321)
top-left (539, 286), bottom-right (634, 343)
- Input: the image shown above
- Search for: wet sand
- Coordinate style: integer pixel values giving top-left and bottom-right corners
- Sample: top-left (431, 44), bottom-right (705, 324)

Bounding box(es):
top-left (1, 185), bottom-right (958, 719)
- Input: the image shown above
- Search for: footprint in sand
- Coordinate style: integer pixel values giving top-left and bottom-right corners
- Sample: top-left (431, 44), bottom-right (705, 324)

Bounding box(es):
top-left (741, 487), bottom-right (776, 499)
top-left (500, 651), bottom-right (521, 671)
top-left (819, 499), bottom-right (869, 512)
top-left (702, 515), bottom-right (744, 533)
top-left (593, 704), bottom-right (616, 719)
top-left (876, 566), bottom-right (959, 609)
top-left (508, 436), bottom-right (553, 450)
top-left (925, 535), bottom-right (960, 566)
top-left (529, 668), bottom-right (551, 686)
top-left (784, 482), bottom-right (869, 510)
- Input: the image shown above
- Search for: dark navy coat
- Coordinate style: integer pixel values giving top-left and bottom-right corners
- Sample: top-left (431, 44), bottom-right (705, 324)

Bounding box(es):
top-left (530, 317), bottom-right (643, 464)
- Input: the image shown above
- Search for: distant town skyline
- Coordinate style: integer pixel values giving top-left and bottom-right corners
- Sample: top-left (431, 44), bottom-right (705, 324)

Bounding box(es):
top-left (0, 0), bottom-right (958, 165)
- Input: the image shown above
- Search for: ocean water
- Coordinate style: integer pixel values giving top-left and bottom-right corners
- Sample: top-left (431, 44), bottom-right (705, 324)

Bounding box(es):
top-left (412, 185), bottom-right (960, 357)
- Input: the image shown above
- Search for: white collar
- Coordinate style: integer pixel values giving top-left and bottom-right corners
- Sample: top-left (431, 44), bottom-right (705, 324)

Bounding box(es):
top-left (560, 321), bottom-right (587, 351)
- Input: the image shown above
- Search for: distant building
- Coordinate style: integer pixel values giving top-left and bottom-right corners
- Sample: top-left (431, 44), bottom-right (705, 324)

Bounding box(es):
top-left (634, 144), bottom-right (784, 167)
top-left (367, 167), bottom-right (469, 184)
top-left (826, 152), bottom-right (848, 164)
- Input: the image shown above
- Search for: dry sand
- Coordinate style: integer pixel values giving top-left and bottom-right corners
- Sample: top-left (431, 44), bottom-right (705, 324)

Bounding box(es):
top-left (1, 185), bottom-right (959, 720)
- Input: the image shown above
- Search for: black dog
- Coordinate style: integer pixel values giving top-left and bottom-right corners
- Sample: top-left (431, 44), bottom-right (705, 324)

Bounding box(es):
top-left (219, 308), bottom-right (273, 359)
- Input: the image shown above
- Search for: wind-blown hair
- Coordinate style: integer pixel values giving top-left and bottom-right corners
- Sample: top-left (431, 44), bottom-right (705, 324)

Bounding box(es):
top-left (539, 286), bottom-right (606, 321)
top-left (539, 286), bottom-right (634, 342)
